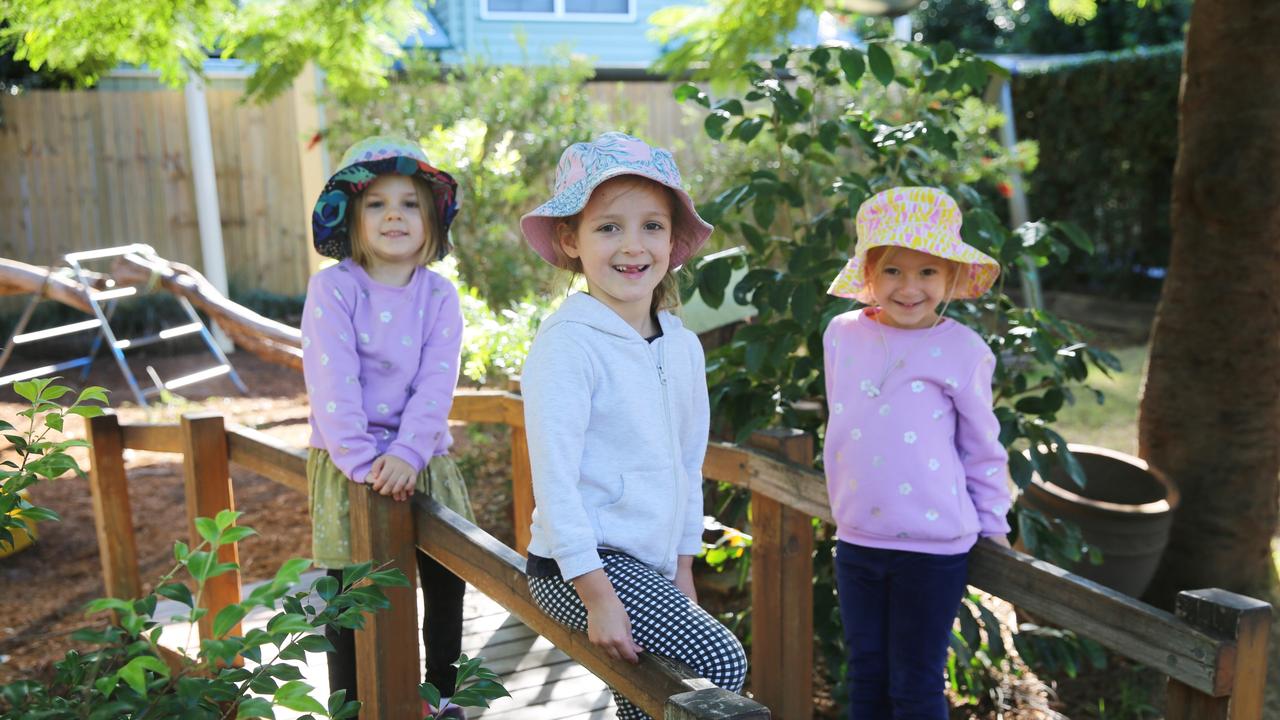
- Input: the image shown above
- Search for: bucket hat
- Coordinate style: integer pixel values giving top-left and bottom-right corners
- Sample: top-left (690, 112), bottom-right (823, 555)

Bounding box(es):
top-left (520, 132), bottom-right (713, 269)
top-left (827, 186), bottom-right (1000, 303)
top-left (311, 136), bottom-right (459, 260)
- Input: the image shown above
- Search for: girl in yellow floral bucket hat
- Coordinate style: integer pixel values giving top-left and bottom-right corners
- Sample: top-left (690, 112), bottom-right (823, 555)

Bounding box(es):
top-left (828, 186), bottom-right (1000, 311)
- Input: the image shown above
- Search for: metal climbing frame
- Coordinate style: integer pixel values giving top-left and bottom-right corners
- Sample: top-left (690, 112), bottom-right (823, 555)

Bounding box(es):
top-left (0, 244), bottom-right (247, 406)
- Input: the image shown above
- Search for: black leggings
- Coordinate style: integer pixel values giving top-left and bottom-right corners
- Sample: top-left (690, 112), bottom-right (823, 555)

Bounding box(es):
top-left (325, 549), bottom-right (465, 702)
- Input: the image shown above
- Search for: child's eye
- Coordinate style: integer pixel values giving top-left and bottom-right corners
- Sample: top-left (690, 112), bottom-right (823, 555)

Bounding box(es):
top-left (366, 200), bottom-right (384, 209)
top-left (404, 200), bottom-right (419, 209)
top-left (595, 222), bottom-right (621, 233)
top-left (644, 221), bottom-right (665, 231)
top-left (882, 267), bottom-right (900, 276)
top-left (921, 268), bottom-right (938, 276)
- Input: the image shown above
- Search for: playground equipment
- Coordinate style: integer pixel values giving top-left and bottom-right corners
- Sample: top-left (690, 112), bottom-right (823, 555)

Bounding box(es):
top-left (0, 246), bottom-right (307, 403)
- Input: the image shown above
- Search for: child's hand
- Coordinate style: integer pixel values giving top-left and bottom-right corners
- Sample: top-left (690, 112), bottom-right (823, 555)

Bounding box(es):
top-left (675, 557), bottom-right (698, 603)
top-left (983, 535), bottom-right (1012, 549)
top-left (370, 455), bottom-right (416, 501)
top-left (574, 569), bottom-right (644, 663)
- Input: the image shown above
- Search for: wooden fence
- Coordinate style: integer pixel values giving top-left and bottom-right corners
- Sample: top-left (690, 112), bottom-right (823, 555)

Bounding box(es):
top-left (84, 389), bottom-right (1272, 719)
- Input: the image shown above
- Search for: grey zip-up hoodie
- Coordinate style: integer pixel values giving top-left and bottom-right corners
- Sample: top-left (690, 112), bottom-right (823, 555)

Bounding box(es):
top-left (522, 292), bottom-right (709, 581)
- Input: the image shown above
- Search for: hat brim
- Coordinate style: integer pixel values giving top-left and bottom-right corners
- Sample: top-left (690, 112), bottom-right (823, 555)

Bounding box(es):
top-left (312, 156), bottom-right (459, 261)
top-left (827, 240), bottom-right (1001, 303)
top-left (520, 167), bottom-right (713, 270)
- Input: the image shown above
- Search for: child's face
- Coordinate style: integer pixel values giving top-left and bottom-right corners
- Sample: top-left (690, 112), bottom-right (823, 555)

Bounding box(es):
top-left (866, 247), bottom-right (954, 329)
top-left (559, 177), bottom-right (673, 324)
top-left (357, 175), bottom-right (427, 269)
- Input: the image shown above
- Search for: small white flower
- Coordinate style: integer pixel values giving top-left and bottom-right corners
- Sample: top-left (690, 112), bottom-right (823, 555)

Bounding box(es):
top-left (952, 483), bottom-right (959, 495)
top-left (339, 332), bottom-right (348, 343)
top-left (401, 335), bottom-right (413, 346)
top-left (932, 409), bottom-right (945, 420)
top-left (899, 483), bottom-right (913, 495)
top-left (320, 353), bottom-right (329, 366)
top-left (418, 309), bottom-right (425, 319)
top-left (325, 401), bottom-right (336, 413)
top-left (928, 458), bottom-right (940, 471)
top-left (302, 336), bottom-right (311, 349)
top-left (438, 361), bottom-right (450, 371)
top-left (333, 288), bottom-right (343, 301)
top-left (993, 503), bottom-right (1008, 515)
top-left (429, 399), bottom-right (438, 408)
top-left (382, 429), bottom-right (392, 439)
top-left (359, 333), bottom-right (371, 344)
top-left (986, 467), bottom-right (1000, 477)
top-left (830, 337), bottom-right (839, 349)
top-left (833, 402), bottom-right (844, 415)
top-left (345, 375), bottom-right (357, 384)
top-left (442, 327), bottom-right (451, 338)
top-left (925, 510), bottom-right (939, 522)
top-left (930, 347), bottom-right (942, 357)
top-left (359, 419), bottom-right (367, 431)
top-left (380, 311), bottom-right (393, 323)
top-left (911, 381), bottom-right (925, 393)
top-left (339, 443), bottom-right (349, 455)
top-left (903, 431), bottom-right (917, 444)
top-left (376, 403), bottom-right (389, 415)
top-left (313, 307), bottom-right (323, 318)
top-left (850, 428), bottom-right (862, 440)
top-left (945, 377), bottom-right (958, 389)
top-left (360, 289), bottom-right (369, 299)
top-left (879, 404), bottom-right (891, 416)
top-left (872, 455), bottom-right (884, 467)
top-left (407, 432), bottom-right (416, 440)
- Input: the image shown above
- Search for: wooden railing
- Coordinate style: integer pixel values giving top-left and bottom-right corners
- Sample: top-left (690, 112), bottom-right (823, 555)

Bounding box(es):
top-left (84, 389), bottom-right (1272, 720)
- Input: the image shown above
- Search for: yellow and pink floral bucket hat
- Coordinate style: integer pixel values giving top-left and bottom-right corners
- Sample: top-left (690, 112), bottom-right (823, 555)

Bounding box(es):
top-left (827, 186), bottom-right (1001, 303)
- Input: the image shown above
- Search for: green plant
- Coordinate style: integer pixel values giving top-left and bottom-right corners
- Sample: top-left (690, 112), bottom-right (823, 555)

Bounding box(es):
top-left (676, 40), bottom-right (1119, 710)
top-left (0, 379), bottom-right (510, 718)
top-left (1, 377), bottom-right (107, 553)
top-left (419, 654), bottom-right (510, 718)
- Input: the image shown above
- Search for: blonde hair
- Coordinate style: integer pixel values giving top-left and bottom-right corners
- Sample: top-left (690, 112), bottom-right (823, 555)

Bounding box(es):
top-left (348, 175), bottom-right (446, 268)
top-left (554, 175), bottom-right (683, 314)
top-left (864, 245), bottom-right (963, 303)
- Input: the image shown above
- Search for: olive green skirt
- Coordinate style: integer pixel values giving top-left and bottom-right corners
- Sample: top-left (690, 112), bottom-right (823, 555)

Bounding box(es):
top-left (308, 449), bottom-right (476, 569)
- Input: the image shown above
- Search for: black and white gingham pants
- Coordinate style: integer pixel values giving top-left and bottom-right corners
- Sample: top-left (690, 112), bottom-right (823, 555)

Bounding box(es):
top-left (528, 553), bottom-right (748, 720)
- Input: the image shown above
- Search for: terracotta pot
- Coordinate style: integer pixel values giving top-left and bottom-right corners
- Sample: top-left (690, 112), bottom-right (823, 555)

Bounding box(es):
top-left (1016, 444), bottom-right (1178, 597)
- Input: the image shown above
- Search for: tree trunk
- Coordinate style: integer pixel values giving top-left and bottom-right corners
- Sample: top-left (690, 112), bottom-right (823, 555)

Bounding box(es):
top-left (1139, 0), bottom-right (1280, 607)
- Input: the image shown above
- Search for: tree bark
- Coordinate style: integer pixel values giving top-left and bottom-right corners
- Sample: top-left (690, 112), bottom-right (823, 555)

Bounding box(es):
top-left (1139, 0), bottom-right (1280, 607)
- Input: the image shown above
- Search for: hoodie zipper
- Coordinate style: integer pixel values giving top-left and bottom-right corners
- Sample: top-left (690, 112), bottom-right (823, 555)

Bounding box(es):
top-left (655, 337), bottom-right (685, 577)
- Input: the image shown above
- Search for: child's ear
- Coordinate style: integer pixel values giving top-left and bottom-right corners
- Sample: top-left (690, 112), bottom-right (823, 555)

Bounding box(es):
top-left (556, 222), bottom-right (581, 260)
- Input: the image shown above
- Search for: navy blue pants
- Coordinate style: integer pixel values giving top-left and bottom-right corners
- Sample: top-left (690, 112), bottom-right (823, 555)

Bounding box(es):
top-left (834, 540), bottom-right (969, 720)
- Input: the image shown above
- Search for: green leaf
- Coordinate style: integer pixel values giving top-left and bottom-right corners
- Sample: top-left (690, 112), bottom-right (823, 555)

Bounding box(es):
top-left (868, 44), bottom-right (895, 87)
top-left (75, 386), bottom-right (110, 406)
top-left (156, 582), bottom-right (195, 607)
top-left (235, 697), bottom-right (275, 718)
top-left (934, 41), bottom-right (956, 65)
top-left (420, 682), bottom-right (443, 711)
top-left (195, 517), bottom-right (220, 544)
top-left (214, 604), bottom-right (249, 638)
top-left (838, 48), bottom-right (864, 85)
top-left (365, 568), bottom-right (411, 588)
top-left (673, 82), bottom-right (709, 107)
top-left (43, 413), bottom-right (64, 432)
top-left (215, 509), bottom-right (242, 530)
top-left (704, 111), bottom-right (731, 140)
top-left (731, 116), bottom-right (766, 144)
top-left (13, 378), bottom-right (47, 403)
top-left (220, 526), bottom-right (257, 544)
top-left (274, 681), bottom-right (326, 714)
top-left (790, 283), bottom-right (818, 326)
top-left (116, 655), bottom-right (169, 698)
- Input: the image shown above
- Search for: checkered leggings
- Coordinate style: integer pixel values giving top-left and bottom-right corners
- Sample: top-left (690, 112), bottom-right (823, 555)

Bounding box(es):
top-left (528, 553), bottom-right (748, 720)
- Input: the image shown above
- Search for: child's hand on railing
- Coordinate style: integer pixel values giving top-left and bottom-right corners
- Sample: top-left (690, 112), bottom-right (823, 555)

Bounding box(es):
top-left (369, 454), bottom-right (416, 502)
top-left (574, 569), bottom-right (645, 663)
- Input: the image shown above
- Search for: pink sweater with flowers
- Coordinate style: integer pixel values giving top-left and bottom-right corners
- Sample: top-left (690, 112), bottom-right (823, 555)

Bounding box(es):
top-left (823, 309), bottom-right (1013, 555)
top-left (302, 259), bottom-right (463, 484)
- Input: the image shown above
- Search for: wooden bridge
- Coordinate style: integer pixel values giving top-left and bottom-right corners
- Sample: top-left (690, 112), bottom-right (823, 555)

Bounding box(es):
top-left (84, 389), bottom-right (1272, 719)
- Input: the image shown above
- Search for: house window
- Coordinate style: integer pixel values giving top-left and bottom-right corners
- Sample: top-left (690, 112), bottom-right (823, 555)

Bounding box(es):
top-left (480, 0), bottom-right (635, 21)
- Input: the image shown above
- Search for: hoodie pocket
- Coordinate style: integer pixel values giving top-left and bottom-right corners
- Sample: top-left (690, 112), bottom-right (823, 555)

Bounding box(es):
top-left (595, 468), bottom-right (674, 551)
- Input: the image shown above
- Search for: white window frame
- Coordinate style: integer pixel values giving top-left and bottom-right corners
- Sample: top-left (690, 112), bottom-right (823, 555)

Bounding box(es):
top-left (479, 0), bottom-right (637, 23)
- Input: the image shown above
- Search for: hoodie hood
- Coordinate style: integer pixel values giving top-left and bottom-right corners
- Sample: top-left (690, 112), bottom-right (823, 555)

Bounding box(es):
top-left (539, 292), bottom-right (687, 341)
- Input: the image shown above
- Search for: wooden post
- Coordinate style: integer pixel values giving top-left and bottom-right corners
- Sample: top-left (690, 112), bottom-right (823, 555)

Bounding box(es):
top-left (666, 687), bottom-right (772, 719)
top-left (508, 378), bottom-right (534, 556)
top-left (747, 429), bottom-right (815, 720)
top-left (85, 412), bottom-right (142, 601)
top-left (180, 412), bottom-right (242, 641)
top-left (349, 482), bottom-right (420, 719)
top-left (1165, 588), bottom-right (1272, 720)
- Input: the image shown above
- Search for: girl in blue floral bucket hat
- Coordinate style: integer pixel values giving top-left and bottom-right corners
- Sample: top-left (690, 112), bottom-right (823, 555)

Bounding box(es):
top-left (305, 136), bottom-right (472, 719)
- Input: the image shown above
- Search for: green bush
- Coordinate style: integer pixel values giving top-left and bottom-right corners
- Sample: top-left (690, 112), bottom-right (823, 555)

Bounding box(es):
top-left (1012, 44), bottom-right (1181, 299)
top-left (914, 0), bottom-right (1190, 54)
top-left (328, 49), bottom-right (632, 310)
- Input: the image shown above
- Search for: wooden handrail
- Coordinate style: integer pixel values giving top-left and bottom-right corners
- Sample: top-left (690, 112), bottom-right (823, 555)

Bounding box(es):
top-left (87, 392), bottom-right (1272, 718)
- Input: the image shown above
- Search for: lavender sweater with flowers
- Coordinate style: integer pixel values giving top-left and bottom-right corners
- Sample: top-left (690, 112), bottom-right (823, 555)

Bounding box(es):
top-left (302, 259), bottom-right (463, 484)
top-left (823, 309), bottom-right (1013, 555)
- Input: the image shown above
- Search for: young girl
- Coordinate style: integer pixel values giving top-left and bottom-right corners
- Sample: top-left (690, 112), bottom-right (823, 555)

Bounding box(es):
top-left (823, 187), bottom-right (1013, 719)
top-left (518, 132), bottom-right (748, 720)
top-left (303, 136), bottom-right (474, 719)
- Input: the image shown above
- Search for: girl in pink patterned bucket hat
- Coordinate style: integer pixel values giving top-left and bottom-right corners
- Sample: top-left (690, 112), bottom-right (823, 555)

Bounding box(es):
top-left (519, 133), bottom-right (747, 720)
top-left (822, 186), bottom-right (1011, 719)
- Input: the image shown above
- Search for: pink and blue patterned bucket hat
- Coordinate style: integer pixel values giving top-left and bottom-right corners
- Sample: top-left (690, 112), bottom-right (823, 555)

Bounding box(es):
top-left (520, 132), bottom-right (713, 269)
top-left (828, 186), bottom-right (1000, 303)
top-left (312, 136), bottom-right (459, 260)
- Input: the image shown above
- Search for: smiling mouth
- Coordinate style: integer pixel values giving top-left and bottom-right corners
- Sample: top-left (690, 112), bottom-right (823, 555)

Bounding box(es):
top-left (613, 264), bottom-right (650, 274)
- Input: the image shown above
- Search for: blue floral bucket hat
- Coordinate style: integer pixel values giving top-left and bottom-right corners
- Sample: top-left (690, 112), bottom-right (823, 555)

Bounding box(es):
top-left (519, 131), bottom-right (713, 269)
top-left (311, 136), bottom-right (459, 260)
